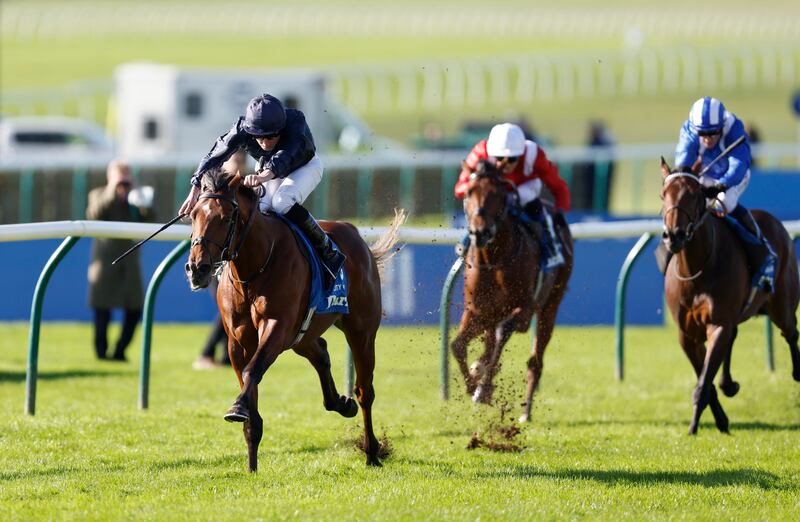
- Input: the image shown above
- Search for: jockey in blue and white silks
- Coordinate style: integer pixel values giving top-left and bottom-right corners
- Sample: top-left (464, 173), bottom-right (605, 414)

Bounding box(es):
top-left (674, 96), bottom-right (776, 292)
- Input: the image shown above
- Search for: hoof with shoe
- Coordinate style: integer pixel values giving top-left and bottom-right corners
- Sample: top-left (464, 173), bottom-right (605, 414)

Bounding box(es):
top-left (223, 403), bottom-right (250, 423)
top-left (719, 380), bottom-right (740, 397)
top-left (338, 395), bottom-right (359, 418)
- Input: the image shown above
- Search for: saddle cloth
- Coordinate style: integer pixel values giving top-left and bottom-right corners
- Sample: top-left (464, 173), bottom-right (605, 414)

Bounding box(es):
top-left (272, 213), bottom-right (349, 315)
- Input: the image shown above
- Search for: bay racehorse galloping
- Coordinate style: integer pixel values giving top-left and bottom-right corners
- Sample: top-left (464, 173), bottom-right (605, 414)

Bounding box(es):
top-left (185, 168), bottom-right (405, 471)
top-left (450, 160), bottom-right (573, 422)
top-left (660, 159), bottom-right (800, 434)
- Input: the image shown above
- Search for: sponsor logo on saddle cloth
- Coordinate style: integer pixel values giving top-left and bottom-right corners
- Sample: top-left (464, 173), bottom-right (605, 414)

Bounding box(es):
top-left (273, 215), bottom-right (350, 315)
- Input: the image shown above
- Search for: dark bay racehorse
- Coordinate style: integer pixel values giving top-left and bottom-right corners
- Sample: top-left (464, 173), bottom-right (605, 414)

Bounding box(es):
top-left (185, 168), bottom-right (406, 470)
top-left (450, 160), bottom-right (573, 422)
top-left (660, 159), bottom-right (800, 434)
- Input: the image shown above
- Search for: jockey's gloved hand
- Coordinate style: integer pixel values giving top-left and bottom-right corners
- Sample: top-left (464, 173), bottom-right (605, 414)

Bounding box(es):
top-left (702, 182), bottom-right (726, 199)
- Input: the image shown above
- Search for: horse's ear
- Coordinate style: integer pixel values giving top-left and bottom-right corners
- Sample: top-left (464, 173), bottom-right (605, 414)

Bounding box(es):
top-left (228, 174), bottom-right (242, 189)
top-left (660, 156), bottom-right (671, 178)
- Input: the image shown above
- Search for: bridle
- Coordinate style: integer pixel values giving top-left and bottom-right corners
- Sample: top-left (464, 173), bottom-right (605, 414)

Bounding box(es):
top-left (192, 191), bottom-right (258, 274)
top-left (662, 172), bottom-right (710, 243)
top-left (662, 171), bottom-right (714, 280)
top-left (466, 171), bottom-right (518, 242)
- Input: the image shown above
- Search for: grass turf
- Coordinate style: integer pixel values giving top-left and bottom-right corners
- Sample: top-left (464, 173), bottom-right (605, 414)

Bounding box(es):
top-left (1, 321), bottom-right (799, 520)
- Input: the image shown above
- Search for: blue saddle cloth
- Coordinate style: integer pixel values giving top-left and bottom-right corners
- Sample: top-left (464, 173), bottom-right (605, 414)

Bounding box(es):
top-left (273, 214), bottom-right (349, 315)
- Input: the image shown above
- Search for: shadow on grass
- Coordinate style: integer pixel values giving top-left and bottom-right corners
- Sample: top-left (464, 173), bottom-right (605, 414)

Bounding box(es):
top-left (0, 463), bottom-right (124, 482)
top-left (729, 421), bottom-right (800, 432)
top-left (477, 467), bottom-right (790, 490)
top-left (0, 368), bottom-right (132, 383)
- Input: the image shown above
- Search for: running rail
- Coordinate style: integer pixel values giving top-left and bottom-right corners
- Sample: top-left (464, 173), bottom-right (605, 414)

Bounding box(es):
top-left (2, 219), bottom-right (798, 412)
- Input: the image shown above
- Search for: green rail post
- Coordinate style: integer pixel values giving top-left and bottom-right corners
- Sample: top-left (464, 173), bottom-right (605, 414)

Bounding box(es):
top-left (174, 168), bottom-right (192, 212)
top-left (399, 166), bottom-right (416, 218)
top-left (765, 318), bottom-right (774, 372)
top-left (356, 168), bottom-right (373, 220)
top-left (440, 166), bottom-right (457, 224)
top-left (613, 232), bottom-right (654, 381)
top-left (313, 173), bottom-right (330, 217)
top-left (438, 256), bottom-right (464, 400)
top-left (139, 240), bottom-right (191, 410)
top-left (593, 161), bottom-right (610, 212)
top-left (71, 169), bottom-right (88, 220)
top-left (559, 162), bottom-right (573, 188)
top-left (19, 170), bottom-right (35, 223)
top-left (344, 348), bottom-right (354, 398)
top-left (25, 236), bottom-right (80, 415)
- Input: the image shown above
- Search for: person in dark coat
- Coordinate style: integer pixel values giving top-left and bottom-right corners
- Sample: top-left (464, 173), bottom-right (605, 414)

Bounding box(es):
top-left (86, 160), bottom-right (153, 361)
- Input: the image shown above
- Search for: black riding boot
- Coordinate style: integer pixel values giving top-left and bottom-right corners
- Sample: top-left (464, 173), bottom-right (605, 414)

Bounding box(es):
top-left (285, 203), bottom-right (346, 285)
top-left (729, 205), bottom-right (776, 292)
top-left (523, 200), bottom-right (564, 271)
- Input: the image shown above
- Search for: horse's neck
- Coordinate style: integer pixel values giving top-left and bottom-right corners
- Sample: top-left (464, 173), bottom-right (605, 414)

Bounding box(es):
top-left (676, 218), bottom-right (715, 277)
top-left (476, 220), bottom-right (520, 265)
top-left (228, 207), bottom-right (276, 281)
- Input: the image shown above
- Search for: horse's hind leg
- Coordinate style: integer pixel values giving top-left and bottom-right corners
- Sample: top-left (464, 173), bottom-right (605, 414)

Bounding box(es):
top-left (717, 326), bottom-right (740, 397)
top-left (520, 304), bottom-right (558, 423)
top-left (342, 326), bottom-right (382, 467)
top-left (764, 290), bottom-right (800, 381)
top-left (293, 337), bottom-right (358, 418)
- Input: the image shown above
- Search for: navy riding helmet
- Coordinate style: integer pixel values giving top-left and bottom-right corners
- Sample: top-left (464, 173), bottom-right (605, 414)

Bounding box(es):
top-left (243, 94), bottom-right (286, 137)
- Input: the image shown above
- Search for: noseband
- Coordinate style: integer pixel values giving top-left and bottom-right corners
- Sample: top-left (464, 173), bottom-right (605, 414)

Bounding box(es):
top-left (192, 191), bottom-right (257, 271)
top-left (466, 172), bottom-right (516, 239)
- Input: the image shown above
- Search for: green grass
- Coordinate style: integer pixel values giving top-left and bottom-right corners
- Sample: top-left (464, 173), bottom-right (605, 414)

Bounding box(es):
top-left (1, 321), bottom-right (799, 520)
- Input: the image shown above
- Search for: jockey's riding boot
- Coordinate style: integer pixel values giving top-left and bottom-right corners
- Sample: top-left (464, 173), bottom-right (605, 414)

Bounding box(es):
top-left (455, 233), bottom-right (470, 257)
top-left (523, 200), bottom-right (565, 271)
top-left (284, 203), bottom-right (346, 285)
top-left (729, 205), bottom-right (776, 293)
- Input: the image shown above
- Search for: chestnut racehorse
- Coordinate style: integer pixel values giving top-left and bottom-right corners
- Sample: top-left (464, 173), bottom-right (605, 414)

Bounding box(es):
top-left (185, 167), bottom-right (405, 471)
top-left (660, 159), bottom-right (800, 434)
top-left (450, 160), bottom-right (573, 422)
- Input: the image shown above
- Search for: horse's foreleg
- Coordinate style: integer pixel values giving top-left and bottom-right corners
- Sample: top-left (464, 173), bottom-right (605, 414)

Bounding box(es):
top-left (689, 325), bottom-right (732, 435)
top-left (520, 306), bottom-right (557, 423)
top-left (451, 311), bottom-right (482, 395)
top-left (243, 387), bottom-right (262, 472)
top-left (473, 316), bottom-right (517, 404)
top-left (717, 326), bottom-right (740, 397)
top-left (225, 318), bottom-right (288, 423)
top-left (293, 338), bottom-right (358, 418)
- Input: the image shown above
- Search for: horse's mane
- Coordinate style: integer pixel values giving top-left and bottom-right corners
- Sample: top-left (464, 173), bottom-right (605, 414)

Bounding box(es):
top-left (199, 167), bottom-right (256, 199)
top-left (474, 159), bottom-right (500, 178)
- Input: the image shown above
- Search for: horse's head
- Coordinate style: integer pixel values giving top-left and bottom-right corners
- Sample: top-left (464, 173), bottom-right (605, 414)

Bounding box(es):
top-left (185, 168), bottom-right (251, 290)
top-left (660, 157), bottom-right (707, 254)
top-left (463, 160), bottom-right (514, 249)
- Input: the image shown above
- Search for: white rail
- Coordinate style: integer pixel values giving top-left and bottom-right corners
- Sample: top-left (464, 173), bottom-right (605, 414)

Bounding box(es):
top-left (2, 219), bottom-right (799, 245)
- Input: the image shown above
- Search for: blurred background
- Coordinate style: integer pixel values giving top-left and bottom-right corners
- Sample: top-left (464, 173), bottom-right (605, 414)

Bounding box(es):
top-left (1, 0), bottom-right (800, 327)
top-left (3, 0), bottom-right (799, 226)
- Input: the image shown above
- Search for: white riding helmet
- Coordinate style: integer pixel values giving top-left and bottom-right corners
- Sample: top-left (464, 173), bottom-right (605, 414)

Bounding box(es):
top-left (486, 123), bottom-right (526, 157)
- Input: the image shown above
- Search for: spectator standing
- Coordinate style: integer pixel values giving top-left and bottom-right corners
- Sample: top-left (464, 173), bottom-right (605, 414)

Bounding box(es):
top-left (86, 161), bottom-right (153, 361)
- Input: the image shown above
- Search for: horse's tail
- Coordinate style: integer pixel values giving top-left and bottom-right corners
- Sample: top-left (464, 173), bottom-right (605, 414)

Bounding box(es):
top-left (370, 208), bottom-right (408, 278)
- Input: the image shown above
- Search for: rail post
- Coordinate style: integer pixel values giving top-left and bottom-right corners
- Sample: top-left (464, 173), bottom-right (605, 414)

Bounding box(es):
top-left (438, 256), bottom-right (464, 400)
top-left (25, 236), bottom-right (80, 415)
top-left (139, 240), bottom-right (190, 410)
top-left (613, 232), bottom-right (654, 381)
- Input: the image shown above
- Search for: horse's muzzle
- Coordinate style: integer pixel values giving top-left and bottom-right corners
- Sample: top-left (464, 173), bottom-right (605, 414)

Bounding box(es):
top-left (185, 261), bottom-right (212, 290)
top-left (663, 229), bottom-right (685, 254)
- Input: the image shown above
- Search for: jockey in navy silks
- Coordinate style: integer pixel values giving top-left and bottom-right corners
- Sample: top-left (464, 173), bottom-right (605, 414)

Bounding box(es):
top-left (673, 96), bottom-right (776, 292)
top-left (179, 94), bottom-right (345, 283)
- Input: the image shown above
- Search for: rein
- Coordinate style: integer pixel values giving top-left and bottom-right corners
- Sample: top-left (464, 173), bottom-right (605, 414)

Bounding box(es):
top-left (662, 171), bottom-right (714, 281)
top-left (194, 190), bottom-right (270, 285)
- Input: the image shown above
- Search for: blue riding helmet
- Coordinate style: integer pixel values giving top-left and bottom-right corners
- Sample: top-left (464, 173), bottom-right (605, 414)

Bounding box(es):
top-left (243, 94), bottom-right (286, 136)
top-left (689, 96), bottom-right (726, 134)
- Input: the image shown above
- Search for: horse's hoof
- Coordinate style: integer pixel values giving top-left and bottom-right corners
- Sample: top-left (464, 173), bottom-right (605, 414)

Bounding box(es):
top-left (366, 456), bottom-right (383, 467)
top-left (338, 396), bottom-right (359, 418)
top-left (719, 380), bottom-right (740, 397)
top-left (518, 414), bottom-right (530, 423)
top-left (223, 403), bottom-right (250, 423)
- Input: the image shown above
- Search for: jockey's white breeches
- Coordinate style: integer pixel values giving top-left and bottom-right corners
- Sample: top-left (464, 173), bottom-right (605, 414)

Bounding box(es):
top-left (258, 154), bottom-right (324, 214)
top-left (516, 178), bottom-right (543, 206)
top-left (707, 169), bottom-right (750, 214)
